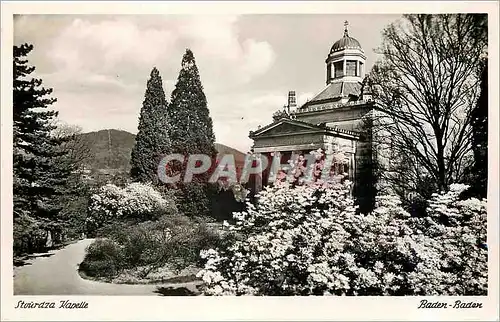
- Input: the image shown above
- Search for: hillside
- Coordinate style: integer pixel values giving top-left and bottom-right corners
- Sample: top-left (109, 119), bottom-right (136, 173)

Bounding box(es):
top-left (214, 143), bottom-right (247, 164)
top-left (79, 129), bottom-right (136, 171)
top-left (78, 129), bottom-right (246, 172)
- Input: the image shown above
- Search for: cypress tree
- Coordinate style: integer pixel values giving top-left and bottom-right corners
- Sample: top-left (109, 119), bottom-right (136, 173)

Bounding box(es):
top-left (168, 49), bottom-right (217, 217)
top-left (168, 49), bottom-right (217, 159)
top-left (13, 44), bottom-right (71, 254)
top-left (130, 67), bottom-right (171, 184)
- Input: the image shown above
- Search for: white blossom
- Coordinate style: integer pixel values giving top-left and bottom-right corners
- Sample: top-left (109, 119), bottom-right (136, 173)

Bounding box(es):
top-left (196, 157), bottom-right (486, 296)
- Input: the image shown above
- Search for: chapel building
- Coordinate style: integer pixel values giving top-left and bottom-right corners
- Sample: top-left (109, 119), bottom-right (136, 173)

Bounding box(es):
top-left (249, 22), bottom-right (382, 200)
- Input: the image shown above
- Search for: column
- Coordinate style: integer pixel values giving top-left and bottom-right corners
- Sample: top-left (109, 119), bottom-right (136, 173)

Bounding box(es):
top-left (350, 139), bottom-right (356, 183)
top-left (326, 63), bottom-right (331, 83)
top-left (350, 153), bottom-right (355, 181)
top-left (248, 153), bottom-right (263, 195)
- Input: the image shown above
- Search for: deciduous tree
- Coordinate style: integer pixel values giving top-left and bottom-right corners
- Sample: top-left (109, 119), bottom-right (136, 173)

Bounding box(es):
top-left (370, 14), bottom-right (487, 196)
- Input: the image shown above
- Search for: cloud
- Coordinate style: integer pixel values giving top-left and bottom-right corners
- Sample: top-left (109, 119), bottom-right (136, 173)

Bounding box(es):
top-left (19, 15), bottom-right (382, 153)
top-left (43, 16), bottom-right (275, 90)
top-left (14, 15), bottom-right (278, 152)
top-left (49, 18), bottom-right (176, 71)
top-left (38, 71), bottom-right (141, 94)
top-left (174, 15), bottom-right (276, 86)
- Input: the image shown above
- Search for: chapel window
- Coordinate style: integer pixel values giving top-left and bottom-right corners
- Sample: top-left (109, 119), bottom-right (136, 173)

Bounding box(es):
top-left (346, 60), bottom-right (357, 76)
top-left (333, 61), bottom-right (343, 78)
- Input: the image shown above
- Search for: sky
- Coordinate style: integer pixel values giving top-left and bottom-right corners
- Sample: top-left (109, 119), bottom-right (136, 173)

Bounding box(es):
top-left (14, 14), bottom-right (400, 152)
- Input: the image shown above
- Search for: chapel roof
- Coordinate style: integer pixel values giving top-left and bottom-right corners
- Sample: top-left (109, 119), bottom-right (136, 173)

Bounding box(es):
top-left (300, 81), bottom-right (363, 109)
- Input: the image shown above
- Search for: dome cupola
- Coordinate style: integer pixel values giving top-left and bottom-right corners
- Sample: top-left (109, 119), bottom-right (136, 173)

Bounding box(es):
top-left (325, 21), bottom-right (366, 85)
top-left (330, 23), bottom-right (363, 53)
top-left (330, 35), bottom-right (362, 53)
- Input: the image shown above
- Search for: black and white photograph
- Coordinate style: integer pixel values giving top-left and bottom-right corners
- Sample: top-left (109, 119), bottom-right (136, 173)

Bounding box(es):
top-left (1, 1), bottom-right (499, 321)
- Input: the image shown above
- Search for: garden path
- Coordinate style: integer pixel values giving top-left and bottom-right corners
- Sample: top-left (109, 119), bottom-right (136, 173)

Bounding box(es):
top-left (14, 239), bottom-right (201, 296)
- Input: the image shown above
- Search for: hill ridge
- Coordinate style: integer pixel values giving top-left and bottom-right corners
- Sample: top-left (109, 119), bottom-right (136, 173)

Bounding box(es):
top-left (78, 129), bottom-right (246, 172)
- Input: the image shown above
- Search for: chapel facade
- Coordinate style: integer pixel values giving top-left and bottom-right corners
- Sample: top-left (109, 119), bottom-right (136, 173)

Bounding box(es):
top-left (248, 22), bottom-right (381, 198)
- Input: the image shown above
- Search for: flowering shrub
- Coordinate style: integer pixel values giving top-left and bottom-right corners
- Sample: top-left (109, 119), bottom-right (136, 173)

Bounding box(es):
top-left (86, 183), bottom-right (177, 230)
top-left (197, 172), bottom-right (487, 295)
top-left (409, 184), bottom-right (488, 295)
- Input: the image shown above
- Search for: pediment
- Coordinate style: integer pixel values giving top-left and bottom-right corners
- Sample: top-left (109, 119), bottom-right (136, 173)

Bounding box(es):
top-left (250, 119), bottom-right (323, 138)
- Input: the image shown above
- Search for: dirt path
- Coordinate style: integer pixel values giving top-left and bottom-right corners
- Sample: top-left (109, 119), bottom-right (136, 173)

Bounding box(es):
top-left (13, 239), bottom-right (201, 296)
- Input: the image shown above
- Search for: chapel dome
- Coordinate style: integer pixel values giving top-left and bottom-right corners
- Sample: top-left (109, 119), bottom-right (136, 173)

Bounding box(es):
top-left (330, 35), bottom-right (363, 53)
top-left (330, 21), bottom-right (363, 54)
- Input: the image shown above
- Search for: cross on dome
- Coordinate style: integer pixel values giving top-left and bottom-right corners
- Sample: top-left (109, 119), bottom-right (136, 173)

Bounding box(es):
top-left (344, 20), bottom-right (349, 37)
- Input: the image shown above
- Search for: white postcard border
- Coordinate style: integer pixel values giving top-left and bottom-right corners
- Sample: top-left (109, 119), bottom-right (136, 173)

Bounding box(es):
top-left (1, 1), bottom-right (498, 321)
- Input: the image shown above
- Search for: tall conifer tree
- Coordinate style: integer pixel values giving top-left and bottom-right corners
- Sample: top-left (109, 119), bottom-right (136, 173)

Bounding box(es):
top-left (168, 49), bottom-right (217, 216)
top-left (13, 44), bottom-right (71, 253)
top-left (168, 49), bottom-right (216, 159)
top-left (130, 67), bottom-right (171, 184)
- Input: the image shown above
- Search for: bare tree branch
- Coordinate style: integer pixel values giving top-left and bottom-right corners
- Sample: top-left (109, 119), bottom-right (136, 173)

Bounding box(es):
top-left (370, 14), bottom-right (487, 194)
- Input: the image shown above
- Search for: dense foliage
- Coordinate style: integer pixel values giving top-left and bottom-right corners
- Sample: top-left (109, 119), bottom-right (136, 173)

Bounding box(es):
top-left (13, 44), bottom-right (73, 254)
top-left (197, 176), bottom-right (487, 295)
top-left (211, 182), bottom-right (247, 222)
top-left (168, 49), bottom-right (216, 158)
top-left (464, 59), bottom-right (488, 198)
top-left (354, 114), bottom-right (378, 214)
top-left (130, 67), bottom-right (171, 184)
top-left (79, 238), bottom-right (123, 277)
top-left (80, 215), bottom-right (223, 279)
